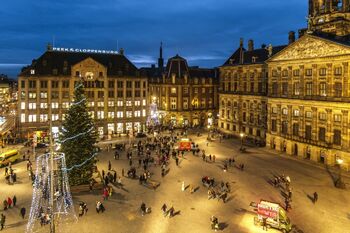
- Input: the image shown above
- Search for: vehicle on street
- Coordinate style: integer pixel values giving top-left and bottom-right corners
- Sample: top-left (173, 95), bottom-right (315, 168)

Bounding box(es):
top-left (251, 200), bottom-right (292, 233)
top-left (0, 149), bottom-right (21, 167)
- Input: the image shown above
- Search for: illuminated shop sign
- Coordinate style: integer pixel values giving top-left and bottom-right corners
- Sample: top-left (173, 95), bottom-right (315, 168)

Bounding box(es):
top-left (52, 47), bottom-right (119, 54)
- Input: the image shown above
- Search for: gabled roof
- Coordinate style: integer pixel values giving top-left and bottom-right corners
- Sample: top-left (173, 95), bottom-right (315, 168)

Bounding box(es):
top-left (19, 50), bottom-right (139, 77)
top-left (222, 45), bottom-right (286, 66)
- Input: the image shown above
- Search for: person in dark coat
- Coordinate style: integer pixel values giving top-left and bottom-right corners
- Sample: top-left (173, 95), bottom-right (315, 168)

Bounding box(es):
top-left (12, 196), bottom-right (16, 207)
top-left (20, 207), bottom-right (26, 219)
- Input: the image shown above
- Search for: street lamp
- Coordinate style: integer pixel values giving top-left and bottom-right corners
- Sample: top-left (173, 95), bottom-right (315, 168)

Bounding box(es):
top-left (240, 132), bottom-right (244, 151)
top-left (336, 158), bottom-right (345, 189)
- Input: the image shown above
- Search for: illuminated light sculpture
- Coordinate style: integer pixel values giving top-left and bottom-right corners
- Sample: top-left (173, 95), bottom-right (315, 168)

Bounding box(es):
top-left (26, 152), bottom-right (76, 233)
top-left (147, 97), bottom-right (160, 126)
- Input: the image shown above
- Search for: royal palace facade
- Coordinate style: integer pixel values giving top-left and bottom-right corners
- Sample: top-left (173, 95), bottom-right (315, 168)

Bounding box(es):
top-left (220, 0), bottom-right (350, 169)
top-left (219, 39), bottom-right (287, 145)
top-left (145, 46), bottom-right (219, 127)
top-left (18, 45), bottom-right (148, 140)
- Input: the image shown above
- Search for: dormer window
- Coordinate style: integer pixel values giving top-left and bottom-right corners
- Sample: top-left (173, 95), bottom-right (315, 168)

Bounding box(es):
top-left (252, 57), bottom-right (257, 63)
top-left (30, 69), bottom-right (35, 75)
top-left (75, 71), bottom-right (80, 77)
top-left (229, 59), bottom-right (234, 65)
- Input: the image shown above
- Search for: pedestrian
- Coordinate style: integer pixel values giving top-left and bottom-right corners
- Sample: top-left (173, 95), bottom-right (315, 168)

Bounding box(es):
top-left (108, 161), bottom-right (111, 171)
top-left (140, 202), bottom-right (146, 216)
top-left (4, 167), bottom-right (8, 176)
top-left (0, 213), bottom-right (5, 231)
top-left (213, 155), bottom-right (216, 163)
top-left (138, 159), bottom-right (142, 167)
top-left (122, 168), bottom-right (125, 177)
top-left (181, 181), bottom-right (185, 191)
top-left (12, 195), bottom-right (16, 207)
top-left (79, 205), bottom-right (84, 217)
top-left (207, 142), bottom-right (209, 147)
top-left (161, 203), bottom-right (167, 217)
top-left (102, 170), bottom-right (105, 179)
top-left (168, 206), bottom-right (174, 218)
top-left (129, 159), bottom-right (132, 166)
top-left (7, 197), bottom-right (12, 209)
top-left (209, 154), bottom-right (212, 161)
top-left (20, 207), bottom-right (26, 219)
top-left (175, 157), bottom-right (179, 166)
top-left (202, 154), bottom-right (205, 161)
top-left (96, 201), bottom-right (101, 213)
top-left (113, 172), bottom-right (117, 183)
top-left (89, 180), bottom-right (93, 192)
top-left (3, 200), bottom-right (7, 211)
top-left (190, 184), bottom-right (194, 194)
top-left (262, 217), bottom-right (268, 231)
top-left (313, 192), bottom-right (318, 204)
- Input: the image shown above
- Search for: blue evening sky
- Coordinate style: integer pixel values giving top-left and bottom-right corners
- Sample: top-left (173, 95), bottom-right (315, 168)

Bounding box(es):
top-left (0, 0), bottom-right (307, 78)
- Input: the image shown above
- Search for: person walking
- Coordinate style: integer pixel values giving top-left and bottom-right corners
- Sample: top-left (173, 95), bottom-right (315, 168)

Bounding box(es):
top-left (7, 198), bottom-right (12, 209)
top-left (175, 157), bottom-right (179, 166)
top-left (262, 217), bottom-right (268, 231)
top-left (102, 170), bottom-right (105, 179)
top-left (122, 168), bottom-right (125, 177)
top-left (161, 204), bottom-right (167, 217)
top-left (213, 155), bottom-right (216, 163)
top-left (0, 213), bottom-right (5, 231)
top-left (140, 202), bottom-right (146, 216)
top-left (20, 207), bottom-right (26, 219)
top-left (108, 161), bottom-right (111, 171)
top-left (181, 181), bottom-right (185, 191)
top-left (168, 206), bottom-right (174, 218)
top-left (12, 195), bottom-right (16, 207)
top-left (113, 172), bottom-right (117, 183)
top-left (313, 192), bottom-right (318, 204)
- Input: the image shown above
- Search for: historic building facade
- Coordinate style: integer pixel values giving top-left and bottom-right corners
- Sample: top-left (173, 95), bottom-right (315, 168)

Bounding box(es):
top-left (146, 53), bottom-right (219, 128)
top-left (266, 0), bottom-right (350, 169)
top-left (18, 45), bottom-right (148, 140)
top-left (218, 39), bottom-right (286, 144)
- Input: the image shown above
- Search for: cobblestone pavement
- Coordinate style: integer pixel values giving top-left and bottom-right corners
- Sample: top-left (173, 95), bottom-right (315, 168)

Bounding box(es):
top-left (0, 130), bottom-right (349, 233)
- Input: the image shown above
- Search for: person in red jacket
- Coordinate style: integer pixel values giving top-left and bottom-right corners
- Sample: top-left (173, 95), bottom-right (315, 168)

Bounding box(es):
top-left (7, 197), bottom-right (12, 208)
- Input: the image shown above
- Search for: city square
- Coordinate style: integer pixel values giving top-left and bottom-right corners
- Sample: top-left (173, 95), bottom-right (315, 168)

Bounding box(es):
top-left (0, 129), bottom-right (349, 233)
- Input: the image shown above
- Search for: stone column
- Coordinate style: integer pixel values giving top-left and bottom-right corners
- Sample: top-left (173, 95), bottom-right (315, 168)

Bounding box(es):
top-left (311, 107), bottom-right (318, 140)
top-left (299, 106), bottom-right (305, 138)
top-left (342, 110), bottom-right (349, 149)
top-left (326, 108), bottom-right (333, 143)
top-left (327, 63), bottom-right (333, 96)
top-left (343, 62), bottom-right (348, 98)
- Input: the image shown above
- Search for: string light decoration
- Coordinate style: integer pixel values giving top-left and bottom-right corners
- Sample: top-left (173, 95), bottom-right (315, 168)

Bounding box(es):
top-left (26, 152), bottom-right (76, 233)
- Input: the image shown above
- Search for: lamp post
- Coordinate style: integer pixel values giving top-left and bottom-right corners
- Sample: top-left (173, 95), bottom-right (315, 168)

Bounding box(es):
top-left (336, 158), bottom-right (345, 189)
top-left (240, 133), bottom-right (244, 151)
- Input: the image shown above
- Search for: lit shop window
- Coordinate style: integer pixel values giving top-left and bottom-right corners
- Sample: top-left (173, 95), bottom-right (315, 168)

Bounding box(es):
top-left (108, 101), bottom-right (114, 107)
top-left (52, 114), bottom-right (59, 121)
top-left (135, 101), bottom-right (141, 106)
top-left (108, 112), bottom-right (115, 119)
top-left (87, 102), bottom-right (95, 107)
top-left (126, 101), bottom-right (132, 107)
top-left (21, 102), bottom-right (25, 110)
top-left (62, 102), bottom-right (70, 108)
top-left (142, 109), bottom-right (146, 117)
top-left (97, 102), bottom-right (104, 107)
top-left (40, 114), bottom-right (48, 122)
top-left (134, 111), bottom-right (141, 117)
top-left (117, 101), bottom-right (123, 107)
top-left (142, 99), bottom-right (146, 106)
top-left (89, 111), bottom-right (95, 119)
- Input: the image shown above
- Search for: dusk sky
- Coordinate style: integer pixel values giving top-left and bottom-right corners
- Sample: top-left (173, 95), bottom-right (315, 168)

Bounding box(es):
top-left (0, 0), bottom-right (307, 78)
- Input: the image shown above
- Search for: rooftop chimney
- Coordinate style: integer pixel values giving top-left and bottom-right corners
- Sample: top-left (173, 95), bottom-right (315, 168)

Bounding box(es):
top-left (47, 43), bottom-right (53, 51)
top-left (288, 31), bottom-right (295, 44)
top-left (261, 44), bottom-right (267, 49)
top-left (239, 38), bottom-right (244, 48)
top-left (248, 39), bottom-right (254, 51)
top-left (119, 48), bottom-right (124, 55)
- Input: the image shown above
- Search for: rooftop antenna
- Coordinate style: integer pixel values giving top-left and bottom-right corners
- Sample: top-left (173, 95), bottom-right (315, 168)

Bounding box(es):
top-left (117, 40), bottom-right (119, 51)
top-left (52, 35), bottom-right (55, 47)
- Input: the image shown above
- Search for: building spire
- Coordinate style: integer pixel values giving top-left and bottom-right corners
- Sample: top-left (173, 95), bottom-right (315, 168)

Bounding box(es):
top-left (158, 42), bottom-right (164, 73)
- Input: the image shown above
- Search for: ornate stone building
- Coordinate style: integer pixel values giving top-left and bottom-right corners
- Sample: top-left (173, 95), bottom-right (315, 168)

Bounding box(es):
top-left (145, 51), bottom-right (219, 127)
top-left (218, 39), bottom-right (286, 144)
top-left (266, 0), bottom-right (350, 169)
top-left (18, 45), bottom-right (148, 140)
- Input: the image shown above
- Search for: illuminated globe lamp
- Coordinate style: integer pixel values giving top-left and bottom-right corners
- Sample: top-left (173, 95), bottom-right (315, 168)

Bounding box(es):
top-left (240, 132), bottom-right (245, 151)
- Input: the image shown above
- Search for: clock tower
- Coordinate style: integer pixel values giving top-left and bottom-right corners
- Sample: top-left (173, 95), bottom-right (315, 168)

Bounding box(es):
top-left (308, 0), bottom-right (350, 36)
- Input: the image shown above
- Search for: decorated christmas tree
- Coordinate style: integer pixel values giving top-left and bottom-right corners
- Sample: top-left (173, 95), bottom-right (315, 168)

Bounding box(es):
top-left (60, 81), bottom-right (97, 185)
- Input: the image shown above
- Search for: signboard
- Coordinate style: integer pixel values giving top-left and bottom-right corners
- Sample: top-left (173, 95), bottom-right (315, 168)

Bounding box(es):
top-left (52, 47), bottom-right (119, 54)
top-left (258, 202), bottom-right (278, 219)
top-left (178, 138), bottom-right (191, 151)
